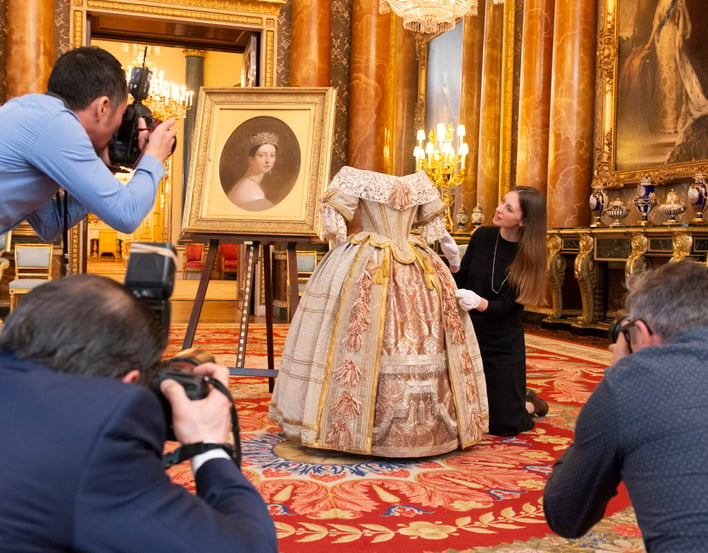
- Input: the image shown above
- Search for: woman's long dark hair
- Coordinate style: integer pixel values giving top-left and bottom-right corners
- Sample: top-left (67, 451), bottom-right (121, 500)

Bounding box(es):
top-left (508, 186), bottom-right (548, 306)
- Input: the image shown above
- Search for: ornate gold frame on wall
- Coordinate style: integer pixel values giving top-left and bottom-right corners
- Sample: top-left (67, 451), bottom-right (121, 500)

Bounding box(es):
top-left (593, 0), bottom-right (708, 189)
top-left (69, 0), bottom-right (284, 85)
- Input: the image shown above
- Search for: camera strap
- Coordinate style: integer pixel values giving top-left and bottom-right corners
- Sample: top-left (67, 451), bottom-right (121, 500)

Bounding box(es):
top-left (162, 377), bottom-right (242, 469)
top-left (56, 190), bottom-right (69, 277)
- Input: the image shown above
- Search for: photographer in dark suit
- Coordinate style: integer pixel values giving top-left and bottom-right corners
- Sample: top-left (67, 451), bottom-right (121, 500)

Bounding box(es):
top-left (544, 260), bottom-right (708, 552)
top-left (0, 46), bottom-right (176, 241)
top-left (0, 274), bottom-right (277, 552)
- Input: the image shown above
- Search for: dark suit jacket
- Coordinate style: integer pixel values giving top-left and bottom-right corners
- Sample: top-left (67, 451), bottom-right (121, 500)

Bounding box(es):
top-left (0, 351), bottom-right (277, 552)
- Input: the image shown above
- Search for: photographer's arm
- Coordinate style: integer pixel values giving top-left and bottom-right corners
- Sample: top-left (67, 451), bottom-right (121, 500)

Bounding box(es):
top-left (544, 379), bottom-right (622, 538)
top-left (76, 384), bottom-right (277, 553)
top-left (27, 112), bottom-right (165, 237)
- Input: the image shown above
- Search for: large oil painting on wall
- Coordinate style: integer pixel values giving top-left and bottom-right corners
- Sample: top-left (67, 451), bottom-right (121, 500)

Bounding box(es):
top-left (596, 0), bottom-right (708, 187)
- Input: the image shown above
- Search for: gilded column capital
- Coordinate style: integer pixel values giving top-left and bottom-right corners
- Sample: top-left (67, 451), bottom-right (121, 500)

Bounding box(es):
top-left (183, 49), bottom-right (208, 58)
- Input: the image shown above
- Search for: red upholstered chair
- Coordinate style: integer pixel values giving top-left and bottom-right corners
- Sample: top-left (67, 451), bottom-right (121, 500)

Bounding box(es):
top-left (182, 243), bottom-right (205, 278)
top-left (219, 243), bottom-right (238, 279)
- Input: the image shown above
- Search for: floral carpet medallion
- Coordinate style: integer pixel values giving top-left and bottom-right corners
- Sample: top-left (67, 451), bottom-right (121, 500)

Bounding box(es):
top-left (166, 325), bottom-right (646, 552)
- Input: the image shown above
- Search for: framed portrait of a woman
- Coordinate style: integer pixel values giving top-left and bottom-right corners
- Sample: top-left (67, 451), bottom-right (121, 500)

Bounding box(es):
top-left (182, 87), bottom-right (336, 237)
top-left (595, 0), bottom-right (708, 187)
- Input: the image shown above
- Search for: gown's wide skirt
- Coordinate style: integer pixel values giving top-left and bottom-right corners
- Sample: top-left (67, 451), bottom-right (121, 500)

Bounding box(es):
top-left (269, 235), bottom-right (488, 457)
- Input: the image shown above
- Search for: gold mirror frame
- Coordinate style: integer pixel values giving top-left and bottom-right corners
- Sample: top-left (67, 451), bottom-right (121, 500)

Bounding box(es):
top-left (67, 0), bottom-right (285, 272)
top-left (593, 0), bottom-right (708, 189)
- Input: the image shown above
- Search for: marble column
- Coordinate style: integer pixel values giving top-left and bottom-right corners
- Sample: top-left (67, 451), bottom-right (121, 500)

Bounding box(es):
top-left (385, 21), bottom-right (417, 175)
top-left (459, 13), bottom-right (486, 226)
top-left (290, 0), bottom-right (331, 86)
top-left (6, 0), bottom-right (55, 98)
top-left (516, 0), bottom-right (555, 195)
top-left (547, 0), bottom-right (596, 228)
top-left (475, 1), bottom-right (505, 214)
top-left (348, 0), bottom-right (391, 171)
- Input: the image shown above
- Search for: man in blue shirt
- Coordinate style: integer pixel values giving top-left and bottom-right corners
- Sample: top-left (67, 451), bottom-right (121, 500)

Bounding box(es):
top-left (0, 46), bottom-right (176, 241)
top-left (544, 260), bottom-right (708, 552)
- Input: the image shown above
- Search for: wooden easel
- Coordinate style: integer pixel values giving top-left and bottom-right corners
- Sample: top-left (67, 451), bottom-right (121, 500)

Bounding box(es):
top-left (180, 235), bottom-right (301, 391)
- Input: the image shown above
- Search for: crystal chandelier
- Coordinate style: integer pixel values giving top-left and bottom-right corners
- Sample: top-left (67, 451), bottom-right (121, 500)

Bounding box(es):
top-left (380, 0), bottom-right (505, 34)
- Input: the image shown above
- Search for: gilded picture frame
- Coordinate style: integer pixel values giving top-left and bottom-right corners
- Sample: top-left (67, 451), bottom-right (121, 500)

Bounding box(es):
top-left (181, 87), bottom-right (336, 238)
top-left (595, 0), bottom-right (708, 188)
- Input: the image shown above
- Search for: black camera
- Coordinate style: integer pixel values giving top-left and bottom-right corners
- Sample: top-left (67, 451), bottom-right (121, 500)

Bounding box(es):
top-left (608, 313), bottom-right (631, 344)
top-left (123, 242), bottom-right (239, 464)
top-left (109, 50), bottom-right (175, 171)
top-left (155, 349), bottom-right (214, 441)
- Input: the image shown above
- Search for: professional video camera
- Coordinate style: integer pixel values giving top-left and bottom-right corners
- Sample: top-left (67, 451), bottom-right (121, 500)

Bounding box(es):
top-left (109, 48), bottom-right (172, 170)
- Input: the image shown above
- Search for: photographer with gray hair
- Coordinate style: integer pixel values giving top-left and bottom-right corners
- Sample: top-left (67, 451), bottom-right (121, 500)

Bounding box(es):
top-left (544, 260), bottom-right (708, 552)
top-left (0, 274), bottom-right (277, 552)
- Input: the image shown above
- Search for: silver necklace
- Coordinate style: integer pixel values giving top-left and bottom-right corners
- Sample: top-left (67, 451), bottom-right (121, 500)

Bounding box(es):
top-left (491, 232), bottom-right (510, 294)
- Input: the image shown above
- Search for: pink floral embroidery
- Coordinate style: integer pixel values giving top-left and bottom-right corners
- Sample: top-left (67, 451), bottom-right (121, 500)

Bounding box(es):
top-left (333, 391), bottom-right (362, 419)
top-left (461, 349), bottom-right (474, 374)
top-left (388, 179), bottom-right (412, 210)
top-left (326, 419), bottom-right (351, 449)
top-left (342, 257), bottom-right (375, 351)
top-left (334, 360), bottom-right (363, 387)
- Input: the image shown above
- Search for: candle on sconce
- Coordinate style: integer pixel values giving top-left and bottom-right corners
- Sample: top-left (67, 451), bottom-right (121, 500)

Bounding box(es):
top-left (413, 144), bottom-right (425, 171)
top-left (425, 141), bottom-right (434, 164)
top-left (459, 142), bottom-right (469, 170)
top-left (436, 123), bottom-right (446, 146)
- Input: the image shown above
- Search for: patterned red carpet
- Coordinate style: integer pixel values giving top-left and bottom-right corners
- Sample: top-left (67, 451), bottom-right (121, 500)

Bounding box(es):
top-left (164, 324), bottom-right (645, 553)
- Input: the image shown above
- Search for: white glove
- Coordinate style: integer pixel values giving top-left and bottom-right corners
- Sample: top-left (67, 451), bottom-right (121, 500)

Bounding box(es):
top-left (455, 288), bottom-right (482, 311)
top-left (439, 232), bottom-right (461, 272)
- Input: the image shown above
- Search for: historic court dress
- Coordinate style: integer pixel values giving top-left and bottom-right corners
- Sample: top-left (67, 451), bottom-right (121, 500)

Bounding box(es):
top-left (269, 166), bottom-right (488, 457)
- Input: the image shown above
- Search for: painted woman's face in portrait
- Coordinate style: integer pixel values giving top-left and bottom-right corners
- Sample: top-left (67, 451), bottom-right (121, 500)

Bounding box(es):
top-left (250, 144), bottom-right (277, 174)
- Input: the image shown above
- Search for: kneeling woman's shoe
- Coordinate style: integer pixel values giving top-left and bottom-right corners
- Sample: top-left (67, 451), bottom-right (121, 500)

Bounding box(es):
top-left (526, 389), bottom-right (548, 417)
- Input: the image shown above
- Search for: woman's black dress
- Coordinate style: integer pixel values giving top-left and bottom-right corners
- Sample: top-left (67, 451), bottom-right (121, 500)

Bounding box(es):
top-left (454, 225), bottom-right (534, 436)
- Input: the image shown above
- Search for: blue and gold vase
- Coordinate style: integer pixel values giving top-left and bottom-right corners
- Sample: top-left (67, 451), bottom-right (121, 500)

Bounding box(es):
top-left (589, 187), bottom-right (608, 227)
top-left (688, 172), bottom-right (708, 225)
top-left (633, 174), bottom-right (657, 226)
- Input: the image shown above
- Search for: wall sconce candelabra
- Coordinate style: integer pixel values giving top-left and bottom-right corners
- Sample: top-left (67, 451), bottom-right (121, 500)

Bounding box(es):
top-left (414, 123), bottom-right (469, 232)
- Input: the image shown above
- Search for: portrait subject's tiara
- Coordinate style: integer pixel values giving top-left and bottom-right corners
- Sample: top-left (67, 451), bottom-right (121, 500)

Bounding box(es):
top-left (250, 131), bottom-right (279, 147)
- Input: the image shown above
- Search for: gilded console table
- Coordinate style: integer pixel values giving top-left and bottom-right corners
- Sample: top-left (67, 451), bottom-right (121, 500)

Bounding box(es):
top-left (545, 226), bottom-right (708, 331)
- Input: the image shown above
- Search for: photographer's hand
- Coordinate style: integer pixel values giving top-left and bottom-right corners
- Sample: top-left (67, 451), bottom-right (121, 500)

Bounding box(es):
top-left (142, 117), bottom-right (177, 164)
top-left (160, 362), bottom-right (232, 445)
top-left (609, 333), bottom-right (631, 364)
